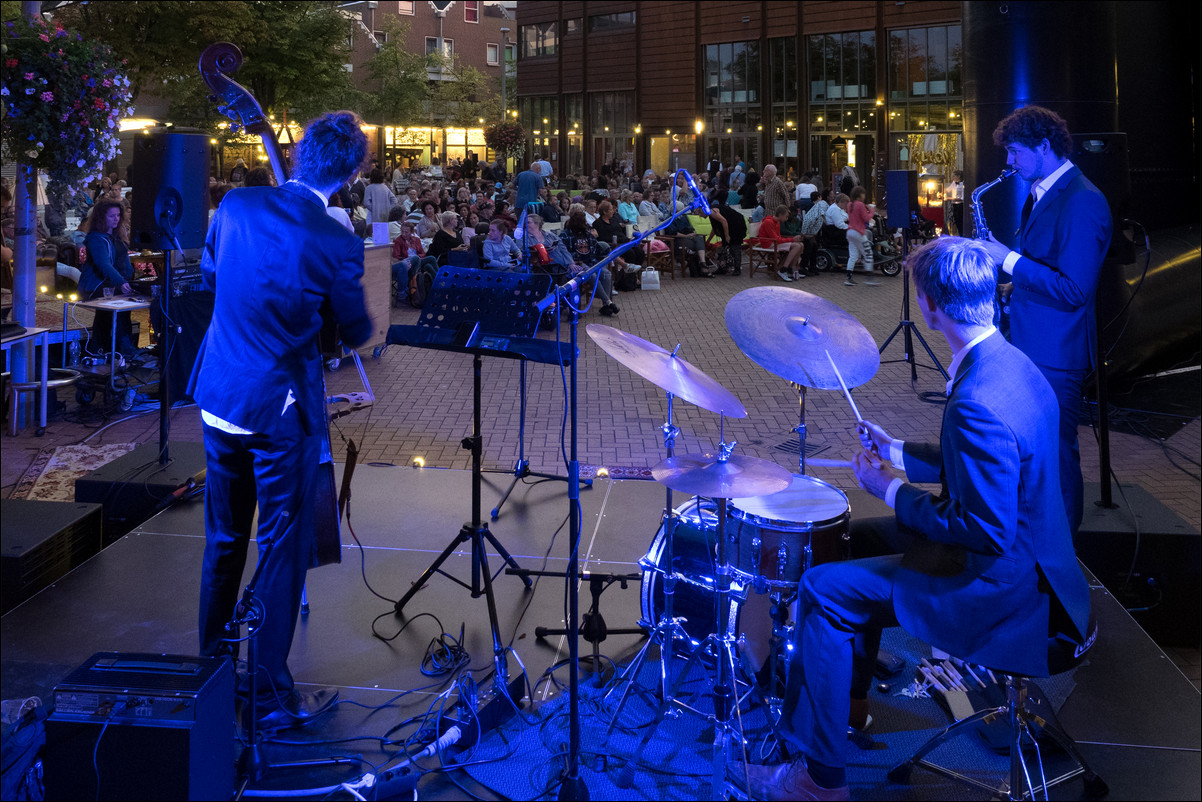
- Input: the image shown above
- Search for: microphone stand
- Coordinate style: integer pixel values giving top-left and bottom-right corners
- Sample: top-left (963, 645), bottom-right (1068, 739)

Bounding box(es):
top-left (492, 202), bottom-right (590, 520)
top-left (539, 187), bottom-right (711, 801)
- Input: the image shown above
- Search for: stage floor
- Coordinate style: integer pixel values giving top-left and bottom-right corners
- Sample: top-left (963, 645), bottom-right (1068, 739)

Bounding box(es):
top-left (2, 467), bottom-right (1199, 800)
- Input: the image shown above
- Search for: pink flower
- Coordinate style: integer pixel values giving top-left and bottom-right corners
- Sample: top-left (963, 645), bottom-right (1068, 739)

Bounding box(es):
top-left (40, 91), bottom-right (54, 102)
top-left (38, 33), bottom-right (49, 42)
top-left (24, 72), bottom-right (34, 80)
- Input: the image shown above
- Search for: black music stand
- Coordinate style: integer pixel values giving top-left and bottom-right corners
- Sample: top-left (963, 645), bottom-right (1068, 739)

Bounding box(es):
top-left (387, 267), bottom-right (570, 683)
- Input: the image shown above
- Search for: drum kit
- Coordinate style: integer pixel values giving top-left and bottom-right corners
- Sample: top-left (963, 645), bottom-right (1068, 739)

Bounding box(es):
top-left (585, 285), bottom-right (879, 798)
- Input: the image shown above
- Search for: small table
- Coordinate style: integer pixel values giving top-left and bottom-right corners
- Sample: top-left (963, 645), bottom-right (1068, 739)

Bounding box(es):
top-left (75, 295), bottom-right (153, 392)
top-left (2, 326), bottom-right (50, 435)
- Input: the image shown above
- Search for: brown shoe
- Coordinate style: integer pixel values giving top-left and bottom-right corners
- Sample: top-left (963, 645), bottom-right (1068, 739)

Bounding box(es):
top-left (729, 760), bottom-right (851, 801)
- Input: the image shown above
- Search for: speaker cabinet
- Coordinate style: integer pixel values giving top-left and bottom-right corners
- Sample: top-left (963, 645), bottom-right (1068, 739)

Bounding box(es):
top-left (130, 133), bottom-right (210, 251)
top-left (885, 170), bottom-right (920, 230)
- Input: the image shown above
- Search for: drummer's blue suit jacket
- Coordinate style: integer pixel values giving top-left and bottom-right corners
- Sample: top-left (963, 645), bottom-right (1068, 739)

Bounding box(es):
top-left (892, 331), bottom-right (1090, 676)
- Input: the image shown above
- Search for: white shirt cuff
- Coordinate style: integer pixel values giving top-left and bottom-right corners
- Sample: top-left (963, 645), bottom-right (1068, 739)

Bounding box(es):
top-left (1002, 250), bottom-right (1021, 276)
top-left (884, 478), bottom-right (905, 509)
top-left (889, 439), bottom-right (906, 468)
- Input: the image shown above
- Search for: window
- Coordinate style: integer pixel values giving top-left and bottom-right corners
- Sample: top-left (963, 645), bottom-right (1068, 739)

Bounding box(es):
top-left (464, 1), bottom-right (479, 24)
top-left (486, 43), bottom-right (500, 66)
top-left (807, 31), bottom-right (876, 133)
top-left (373, 30), bottom-right (388, 44)
top-left (426, 37), bottom-right (453, 59)
top-left (886, 24), bottom-right (962, 131)
top-left (398, 1), bottom-right (414, 14)
top-left (587, 12), bottom-right (636, 34)
top-left (565, 18), bottom-right (582, 36)
top-left (519, 21), bottom-right (557, 59)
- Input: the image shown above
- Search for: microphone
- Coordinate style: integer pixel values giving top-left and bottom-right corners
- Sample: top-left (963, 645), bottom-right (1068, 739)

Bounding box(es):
top-left (681, 170), bottom-right (711, 216)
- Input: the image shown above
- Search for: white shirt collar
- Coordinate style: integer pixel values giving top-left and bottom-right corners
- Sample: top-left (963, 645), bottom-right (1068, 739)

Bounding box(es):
top-left (289, 180), bottom-right (330, 208)
top-left (946, 326), bottom-right (998, 395)
top-left (1031, 159), bottom-right (1074, 204)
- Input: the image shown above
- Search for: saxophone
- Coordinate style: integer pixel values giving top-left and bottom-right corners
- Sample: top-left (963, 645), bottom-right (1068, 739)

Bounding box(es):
top-left (970, 167), bottom-right (1017, 240)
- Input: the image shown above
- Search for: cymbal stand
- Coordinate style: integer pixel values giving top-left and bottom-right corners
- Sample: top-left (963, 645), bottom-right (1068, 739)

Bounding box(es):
top-left (791, 383), bottom-right (809, 475)
top-left (604, 379), bottom-right (694, 729)
top-left (614, 433), bottom-right (751, 800)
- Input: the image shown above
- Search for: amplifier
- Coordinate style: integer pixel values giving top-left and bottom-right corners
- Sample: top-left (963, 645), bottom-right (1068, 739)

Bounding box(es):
top-left (43, 652), bottom-right (235, 801)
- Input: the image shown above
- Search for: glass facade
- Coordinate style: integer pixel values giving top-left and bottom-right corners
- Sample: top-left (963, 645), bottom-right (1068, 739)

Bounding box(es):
top-left (703, 40), bottom-right (762, 173)
top-left (520, 21), bottom-right (557, 59)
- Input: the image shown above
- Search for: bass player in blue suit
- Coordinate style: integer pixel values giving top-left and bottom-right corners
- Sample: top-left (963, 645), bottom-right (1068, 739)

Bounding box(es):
top-left (189, 110), bottom-right (374, 731)
top-left (981, 105), bottom-right (1113, 534)
top-left (735, 238), bottom-right (1091, 801)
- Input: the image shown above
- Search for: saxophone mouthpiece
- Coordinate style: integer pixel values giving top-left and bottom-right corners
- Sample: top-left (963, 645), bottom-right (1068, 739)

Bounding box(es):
top-left (999, 167), bottom-right (1017, 179)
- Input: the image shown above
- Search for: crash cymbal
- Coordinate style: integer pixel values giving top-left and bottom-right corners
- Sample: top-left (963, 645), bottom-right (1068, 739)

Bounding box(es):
top-left (724, 286), bottom-right (879, 390)
top-left (652, 453), bottom-right (792, 499)
top-left (586, 324), bottom-right (747, 418)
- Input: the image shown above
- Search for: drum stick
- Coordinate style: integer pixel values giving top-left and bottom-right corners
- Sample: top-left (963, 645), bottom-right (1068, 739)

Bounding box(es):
top-left (825, 350), bottom-right (863, 424)
top-left (805, 458), bottom-right (855, 468)
top-left (961, 662), bottom-right (988, 689)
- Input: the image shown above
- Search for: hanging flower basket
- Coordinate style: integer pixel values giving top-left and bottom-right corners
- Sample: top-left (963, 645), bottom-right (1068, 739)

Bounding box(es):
top-left (484, 120), bottom-right (525, 162)
top-left (1, 16), bottom-right (135, 197)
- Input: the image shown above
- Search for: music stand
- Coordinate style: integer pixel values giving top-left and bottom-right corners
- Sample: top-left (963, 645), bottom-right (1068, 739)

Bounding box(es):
top-left (387, 267), bottom-right (570, 684)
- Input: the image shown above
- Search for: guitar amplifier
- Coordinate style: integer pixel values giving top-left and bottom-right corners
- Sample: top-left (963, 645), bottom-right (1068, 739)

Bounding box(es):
top-left (43, 653), bottom-right (235, 801)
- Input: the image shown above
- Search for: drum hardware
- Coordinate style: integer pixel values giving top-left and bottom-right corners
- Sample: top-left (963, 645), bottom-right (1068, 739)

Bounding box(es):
top-left (585, 326), bottom-right (749, 722)
top-left (615, 433), bottom-right (792, 799)
top-left (506, 568), bottom-right (644, 687)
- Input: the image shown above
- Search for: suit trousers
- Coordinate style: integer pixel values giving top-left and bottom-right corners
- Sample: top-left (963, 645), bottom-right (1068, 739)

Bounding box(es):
top-left (782, 516), bottom-right (909, 769)
top-left (198, 416), bottom-right (318, 705)
top-left (1035, 364), bottom-right (1086, 533)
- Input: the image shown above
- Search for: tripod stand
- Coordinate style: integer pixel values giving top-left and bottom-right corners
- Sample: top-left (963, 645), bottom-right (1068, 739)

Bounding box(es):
top-left (491, 359), bottom-right (590, 520)
top-left (878, 228), bottom-right (949, 385)
top-left (386, 268), bottom-right (572, 684)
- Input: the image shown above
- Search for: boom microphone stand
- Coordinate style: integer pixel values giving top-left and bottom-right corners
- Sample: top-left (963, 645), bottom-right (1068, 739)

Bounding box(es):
top-left (492, 203), bottom-right (590, 519)
top-left (534, 173), bottom-right (711, 800)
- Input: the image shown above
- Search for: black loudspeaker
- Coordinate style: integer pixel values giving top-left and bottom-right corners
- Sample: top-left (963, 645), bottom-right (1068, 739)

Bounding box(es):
top-left (0, 500), bottom-right (102, 614)
top-left (885, 170), bottom-right (919, 230)
top-left (131, 133), bottom-right (210, 251)
top-left (1072, 132), bottom-right (1134, 264)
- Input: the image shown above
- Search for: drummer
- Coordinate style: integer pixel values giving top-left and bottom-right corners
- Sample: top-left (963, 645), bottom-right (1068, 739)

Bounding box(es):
top-left (736, 237), bottom-right (1091, 801)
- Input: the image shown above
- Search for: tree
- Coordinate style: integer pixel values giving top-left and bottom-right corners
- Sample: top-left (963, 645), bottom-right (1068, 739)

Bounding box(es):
top-left (362, 15), bottom-right (432, 125)
top-left (49, 1), bottom-right (363, 128)
top-left (430, 57), bottom-right (500, 129)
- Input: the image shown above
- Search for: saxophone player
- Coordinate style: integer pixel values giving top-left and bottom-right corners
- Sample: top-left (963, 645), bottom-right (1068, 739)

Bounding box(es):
top-left (979, 106), bottom-right (1112, 535)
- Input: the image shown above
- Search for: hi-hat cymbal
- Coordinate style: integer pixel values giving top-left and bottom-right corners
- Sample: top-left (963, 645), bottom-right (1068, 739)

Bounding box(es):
top-left (724, 287), bottom-right (879, 390)
top-left (586, 324), bottom-right (747, 418)
top-left (652, 453), bottom-right (792, 499)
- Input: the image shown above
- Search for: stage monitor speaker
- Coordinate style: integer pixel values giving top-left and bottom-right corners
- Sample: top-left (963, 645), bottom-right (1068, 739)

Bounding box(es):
top-left (43, 652), bottom-right (234, 801)
top-left (0, 500), bottom-right (102, 614)
top-left (131, 132), bottom-right (210, 251)
top-left (885, 170), bottom-right (919, 230)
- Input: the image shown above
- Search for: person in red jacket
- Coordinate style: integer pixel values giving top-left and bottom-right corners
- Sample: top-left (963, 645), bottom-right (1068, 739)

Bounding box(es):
top-left (754, 204), bottom-right (806, 281)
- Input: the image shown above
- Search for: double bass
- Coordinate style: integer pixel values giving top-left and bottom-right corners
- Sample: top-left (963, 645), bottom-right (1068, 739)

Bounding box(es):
top-left (199, 42), bottom-right (345, 567)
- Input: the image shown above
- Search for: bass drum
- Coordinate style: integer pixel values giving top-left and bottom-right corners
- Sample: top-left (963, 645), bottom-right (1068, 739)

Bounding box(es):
top-left (640, 499), bottom-right (751, 648)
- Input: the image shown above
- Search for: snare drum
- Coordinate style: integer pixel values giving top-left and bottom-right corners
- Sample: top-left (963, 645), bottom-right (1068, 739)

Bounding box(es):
top-left (639, 499), bottom-right (748, 647)
top-left (729, 474), bottom-right (850, 589)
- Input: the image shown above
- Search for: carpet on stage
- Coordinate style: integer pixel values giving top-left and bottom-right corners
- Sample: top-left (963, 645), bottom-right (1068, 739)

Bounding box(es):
top-left (460, 626), bottom-right (1081, 801)
top-left (7, 443), bottom-right (135, 501)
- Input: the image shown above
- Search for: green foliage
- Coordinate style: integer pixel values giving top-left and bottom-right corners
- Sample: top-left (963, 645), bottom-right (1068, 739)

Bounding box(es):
top-left (51, 0), bottom-right (362, 130)
top-left (362, 15), bottom-right (432, 125)
top-left (1, 14), bottom-right (135, 195)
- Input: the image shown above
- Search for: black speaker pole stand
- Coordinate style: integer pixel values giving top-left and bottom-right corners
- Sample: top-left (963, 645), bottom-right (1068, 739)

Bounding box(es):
top-left (878, 229), bottom-right (949, 387)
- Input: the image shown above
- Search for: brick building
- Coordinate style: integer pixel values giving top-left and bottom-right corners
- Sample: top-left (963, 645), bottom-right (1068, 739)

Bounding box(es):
top-left (515, 1), bottom-right (966, 200)
top-left (342, 0), bottom-right (518, 168)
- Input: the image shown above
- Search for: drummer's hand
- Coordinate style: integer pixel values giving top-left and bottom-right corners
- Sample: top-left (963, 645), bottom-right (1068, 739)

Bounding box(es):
top-left (857, 420), bottom-right (891, 455)
top-left (853, 450), bottom-right (897, 500)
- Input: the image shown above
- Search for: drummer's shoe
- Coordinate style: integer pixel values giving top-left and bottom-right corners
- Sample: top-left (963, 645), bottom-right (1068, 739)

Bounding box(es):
top-left (729, 760), bottom-right (851, 801)
top-left (849, 697), bottom-right (871, 732)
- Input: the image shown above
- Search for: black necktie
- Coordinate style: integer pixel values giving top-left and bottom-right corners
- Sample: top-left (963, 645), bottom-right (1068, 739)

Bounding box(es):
top-left (1020, 192), bottom-right (1035, 232)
